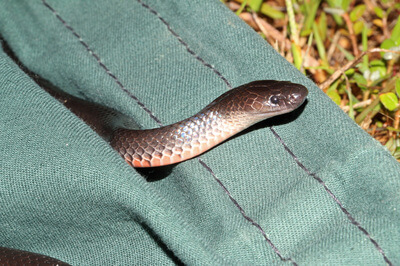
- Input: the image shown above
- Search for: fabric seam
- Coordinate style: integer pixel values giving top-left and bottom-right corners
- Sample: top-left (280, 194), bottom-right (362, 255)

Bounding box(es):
top-left (41, 0), bottom-right (294, 264)
top-left (136, 2), bottom-right (392, 264)
top-left (270, 128), bottom-right (392, 265)
top-left (41, 0), bottom-right (392, 265)
top-left (42, 1), bottom-right (163, 127)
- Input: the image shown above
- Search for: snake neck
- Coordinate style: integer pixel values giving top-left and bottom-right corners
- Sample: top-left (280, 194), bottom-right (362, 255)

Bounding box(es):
top-left (110, 108), bottom-right (256, 167)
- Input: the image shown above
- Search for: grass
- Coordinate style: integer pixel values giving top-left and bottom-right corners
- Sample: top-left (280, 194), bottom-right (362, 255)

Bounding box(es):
top-left (224, 0), bottom-right (400, 162)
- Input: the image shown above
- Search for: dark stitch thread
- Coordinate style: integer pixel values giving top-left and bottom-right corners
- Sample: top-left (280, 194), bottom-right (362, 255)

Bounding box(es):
top-left (270, 127), bottom-right (393, 266)
top-left (42, 0), bottom-right (294, 263)
top-left (136, 0), bottom-right (232, 90)
top-left (136, 1), bottom-right (295, 263)
top-left (42, 0), bottom-right (163, 127)
top-left (198, 158), bottom-right (297, 265)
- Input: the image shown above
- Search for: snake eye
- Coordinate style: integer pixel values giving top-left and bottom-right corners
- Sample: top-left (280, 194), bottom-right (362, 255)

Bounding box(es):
top-left (270, 96), bottom-right (279, 104)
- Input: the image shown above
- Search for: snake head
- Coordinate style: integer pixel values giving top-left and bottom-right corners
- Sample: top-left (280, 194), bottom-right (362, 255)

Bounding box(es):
top-left (234, 80), bottom-right (308, 118)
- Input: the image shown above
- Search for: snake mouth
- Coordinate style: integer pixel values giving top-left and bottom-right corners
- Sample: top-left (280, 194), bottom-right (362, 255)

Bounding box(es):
top-left (255, 106), bottom-right (302, 118)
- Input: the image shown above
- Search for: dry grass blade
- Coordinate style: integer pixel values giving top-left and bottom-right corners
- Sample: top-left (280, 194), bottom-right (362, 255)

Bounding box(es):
top-left (252, 12), bottom-right (291, 50)
top-left (319, 48), bottom-right (400, 91)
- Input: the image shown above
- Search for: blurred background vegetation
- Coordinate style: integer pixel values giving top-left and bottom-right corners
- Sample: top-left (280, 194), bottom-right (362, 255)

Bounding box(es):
top-left (223, 0), bottom-right (400, 162)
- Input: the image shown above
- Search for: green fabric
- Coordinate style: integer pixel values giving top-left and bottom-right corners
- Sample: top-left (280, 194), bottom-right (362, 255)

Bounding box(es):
top-left (1, 0), bottom-right (399, 265)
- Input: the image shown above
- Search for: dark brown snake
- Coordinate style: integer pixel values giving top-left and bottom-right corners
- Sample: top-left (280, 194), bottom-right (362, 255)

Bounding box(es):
top-left (0, 247), bottom-right (70, 266)
top-left (1, 80), bottom-right (307, 264)
top-left (47, 80), bottom-right (308, 168)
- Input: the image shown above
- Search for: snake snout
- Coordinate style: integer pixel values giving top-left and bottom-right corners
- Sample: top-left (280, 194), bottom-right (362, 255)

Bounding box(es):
top-left (288, 84), bottom-right (308, 106)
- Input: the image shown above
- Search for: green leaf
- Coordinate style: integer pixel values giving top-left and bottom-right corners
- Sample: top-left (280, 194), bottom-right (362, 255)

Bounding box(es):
top-left (353, 72), bottom-right (367, 84)
top-left (353, 20), bottom-right (364, 35)
top-left (327, 79), bottom-right (340, 92)
top-left (345, 68), bottom-right (355, 75)
top-left (370, 59), bottom-right (385, 67)
top-left (387, 127), bottom-right (400, 133)
top-left (327, 90), bottom-right (342, 106)
top-left (260, 3), bottom-right (285, 19)
top-left (361, 25), bottom-right (369, 70)
top-left (291, 43), bottom-right (303, 70)
top-left (380, 38), bottom-right (400, 60)
top-left (326, 0), bottom-right (344, 25)
top-left (379, 92), bottom-right (399, 111)
top-left (248, 0), bottom-right (263, 12)
top-left (300, 29), bottom-right (313, 37)
top-left (301, 0), bottom-right (322, 37)
top-left (393, 148), bottom-right (400, 160)
top-left (385, 138), bottom-right (400, 158)
top-left (369, 59), bottom-right (387, 79)
top-left (318, 12), bottom-right (327, 41)
top-left (385, 138), bottom-right (395, 153)
top-left (326, 79), bottom-right (340, 93)
top-left (353, 73), bottom-right (367, 89)
top-left (396, 79), bottom-right (400, 98)
top-left (390, 15), bottom-right (400, 44)
top-left (341, 0), bottom-right (351, 11)
top-left (381, 38), bottom-right (396, 49)
top-left (350, 4), bottom-right (366, 22)
top-left (312, 23), bottom-right (327, 64)
top-left (235, 0), bottom-right (248, 16)
top-left (326, 0), bottom-right (341, 9)
top-left (373, 7), bottom-right (384, 19)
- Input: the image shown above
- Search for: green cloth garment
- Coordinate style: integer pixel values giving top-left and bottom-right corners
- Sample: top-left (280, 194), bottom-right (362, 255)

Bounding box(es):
top-left (1, 1), bottom-right (399, 265)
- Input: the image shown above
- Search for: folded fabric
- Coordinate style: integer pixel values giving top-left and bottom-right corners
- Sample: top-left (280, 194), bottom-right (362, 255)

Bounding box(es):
top-left (0, 0), bottom-right (399, 264)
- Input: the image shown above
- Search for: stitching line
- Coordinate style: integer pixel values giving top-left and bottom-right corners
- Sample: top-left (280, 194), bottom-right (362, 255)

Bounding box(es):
top-left (42, 0), bottom-right (163, 127)
top-left (136, 0), bottom-right (232, 90)
top-left (270, 127), bottom-right (393, 265)
top-left (198, 158), bottom-right (297, 265)
top-left (42, 0), bottom-right (293, 263)
top-left (42, 0), bottom-right (394, 263)
top-left (135, 1), bottom-right (295, 264)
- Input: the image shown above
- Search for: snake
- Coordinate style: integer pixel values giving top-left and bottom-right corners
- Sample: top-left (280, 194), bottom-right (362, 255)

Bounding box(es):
top-left (1, 81), bottom-right (307, 264)
top-left (46, 80), bottom-right (308, 168)
top-left (0, 81), bottom-right (307, 264)
top-left (0, 247), bottom-right (71, 266)
top-left (1, 38), bottom-right (310, 263)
